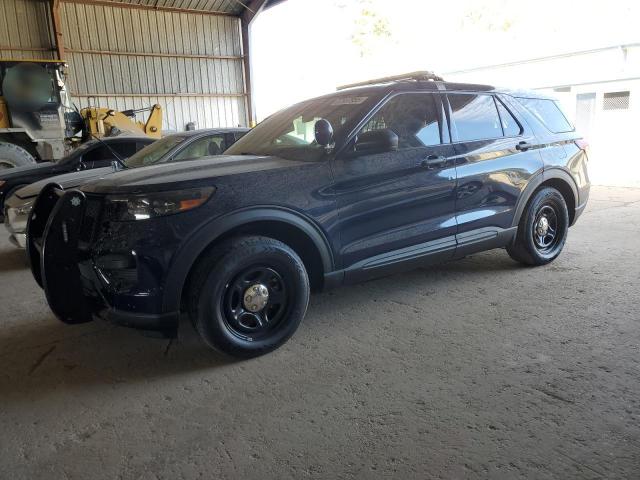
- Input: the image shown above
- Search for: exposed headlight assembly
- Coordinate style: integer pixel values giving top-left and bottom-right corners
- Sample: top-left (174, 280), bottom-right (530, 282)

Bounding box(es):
top-left (105, 186), bottom-right (215, 221)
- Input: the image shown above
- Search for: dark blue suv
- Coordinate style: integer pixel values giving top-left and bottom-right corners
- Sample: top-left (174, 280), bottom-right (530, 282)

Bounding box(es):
top-left (28, 72), bottom-right (590, 357)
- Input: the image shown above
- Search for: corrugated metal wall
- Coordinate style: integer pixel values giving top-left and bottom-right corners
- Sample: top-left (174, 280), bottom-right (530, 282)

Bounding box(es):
top-left (61, 2), bottom-right (247, 131)
top-left (80, 0), bottom-right (245, 16)
top-left (0, 0), bottom-right (55, 60)
top-left (1, 1), bottom-right (248, 131)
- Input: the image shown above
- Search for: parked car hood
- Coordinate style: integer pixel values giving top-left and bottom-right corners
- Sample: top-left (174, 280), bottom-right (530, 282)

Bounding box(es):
top-left (0, 162), bottom-right (56, 181)
top-left (82, 155), bottom-right (305, 194)
top-left (15, 167), bottom-right (113, 199)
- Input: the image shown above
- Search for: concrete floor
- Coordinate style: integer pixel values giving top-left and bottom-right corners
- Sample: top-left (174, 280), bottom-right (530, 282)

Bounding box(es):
top-left (0, 185), bottom-right (639, 479)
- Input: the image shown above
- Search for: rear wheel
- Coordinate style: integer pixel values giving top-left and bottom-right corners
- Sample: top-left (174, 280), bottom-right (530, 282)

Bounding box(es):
top-left (0, 142), bottom-right (36, 169)
top-left (507, 187), bottom-right (569, 265)
top-left (187, 236), bottom-right (310, 358)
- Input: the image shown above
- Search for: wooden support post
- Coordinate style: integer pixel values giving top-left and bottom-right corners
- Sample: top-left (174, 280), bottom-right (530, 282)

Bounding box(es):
top-left (50, 0), bottom-right (65, 61)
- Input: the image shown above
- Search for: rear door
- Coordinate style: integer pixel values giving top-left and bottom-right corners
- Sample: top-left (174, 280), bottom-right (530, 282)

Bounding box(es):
top-left (332, 91), bottom-right (458, 273)
top-left (446, 92), bottom-right (543, 252)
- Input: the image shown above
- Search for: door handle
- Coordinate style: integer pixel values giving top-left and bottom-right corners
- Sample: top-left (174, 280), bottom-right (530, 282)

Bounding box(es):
top-left (516, 141), bottom-right (532, 151)
top-left (420, 155), bottom-right (447, 169)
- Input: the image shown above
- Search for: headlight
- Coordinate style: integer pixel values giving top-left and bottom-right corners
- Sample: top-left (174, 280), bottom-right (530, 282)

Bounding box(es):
top-left (14, 200), bottom-right (34, 217)
top-left (105, 186), bottom-right (215, 221)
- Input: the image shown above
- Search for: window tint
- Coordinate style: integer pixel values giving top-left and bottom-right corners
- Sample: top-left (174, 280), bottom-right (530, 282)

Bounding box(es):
top-left (82, 145), bottom-right (114, 163)
top-left (136, 141), bottom-right (152, 152)
top-left (112, 142), bottom-right (137, 158)
top-left (496, 100), bottom-right (521, 136)
top-left (361, 93), bottom-right (441, 148)
top-left (173, 135), bottom-right (226, 161)
top-left (518, 97), bottom-right (573, 133)
top-left (449, 94), bottom-right (502, 141)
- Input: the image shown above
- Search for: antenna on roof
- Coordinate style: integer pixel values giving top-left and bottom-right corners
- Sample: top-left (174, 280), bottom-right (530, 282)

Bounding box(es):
top-left (336, 71), bottom-right (444, 90)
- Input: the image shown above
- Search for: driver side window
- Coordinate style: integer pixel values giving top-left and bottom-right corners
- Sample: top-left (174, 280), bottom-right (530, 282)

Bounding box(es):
top-left (361, 93), bottom-right (443, 148)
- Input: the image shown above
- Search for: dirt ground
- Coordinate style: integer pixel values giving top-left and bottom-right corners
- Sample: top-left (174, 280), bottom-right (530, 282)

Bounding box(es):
top-left (0, 185), bottom-right (639, 479)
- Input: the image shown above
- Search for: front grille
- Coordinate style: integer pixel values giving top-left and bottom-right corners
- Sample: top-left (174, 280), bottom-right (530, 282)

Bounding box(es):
top-left (79, 195), bottom-right (103, 242)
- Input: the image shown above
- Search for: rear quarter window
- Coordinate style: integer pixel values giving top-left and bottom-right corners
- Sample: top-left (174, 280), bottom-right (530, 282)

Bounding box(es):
top-left (517, 97), bottom-right (573, 133)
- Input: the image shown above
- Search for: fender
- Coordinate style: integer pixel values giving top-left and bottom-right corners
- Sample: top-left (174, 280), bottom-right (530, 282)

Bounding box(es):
top-left (510, 167), bottom-right (579, 228)
top-left (161, 206), bottom-right (335, 312)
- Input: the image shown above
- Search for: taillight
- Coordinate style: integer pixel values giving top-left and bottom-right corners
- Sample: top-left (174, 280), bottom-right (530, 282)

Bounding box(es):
top-left (575, 139), bottom-right (589, 151)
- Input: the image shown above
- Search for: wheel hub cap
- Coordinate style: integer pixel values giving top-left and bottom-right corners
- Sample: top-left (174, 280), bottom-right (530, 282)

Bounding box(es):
top-left (537, 216), bottom-right (549, 236)
top-left (243, 284), bottom-right (269, 312)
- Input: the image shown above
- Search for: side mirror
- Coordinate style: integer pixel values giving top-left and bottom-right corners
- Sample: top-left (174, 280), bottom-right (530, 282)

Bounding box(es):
top-left (354, 129), bottom-right (398, 155)
top-left (314, 119), bottom-right (334, 146)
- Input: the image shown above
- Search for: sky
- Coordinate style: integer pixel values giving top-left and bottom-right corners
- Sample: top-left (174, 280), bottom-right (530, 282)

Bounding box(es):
top-left (251, 0), bottom-right (640, 119)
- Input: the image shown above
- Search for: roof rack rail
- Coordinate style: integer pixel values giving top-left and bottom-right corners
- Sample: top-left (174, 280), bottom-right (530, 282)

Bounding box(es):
top-left (336, 71), bottom-right (444, 90)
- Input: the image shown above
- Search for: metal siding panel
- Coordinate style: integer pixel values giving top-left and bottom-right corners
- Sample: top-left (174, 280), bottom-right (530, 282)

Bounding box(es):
top-left (59, 1), bottom-right (246, 130)
top-left (0, 0), bottom-right (55, 60)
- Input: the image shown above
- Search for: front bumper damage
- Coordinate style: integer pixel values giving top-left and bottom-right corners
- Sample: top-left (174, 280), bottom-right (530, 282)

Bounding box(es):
top-left (27, 184), bottom-right (178, 336)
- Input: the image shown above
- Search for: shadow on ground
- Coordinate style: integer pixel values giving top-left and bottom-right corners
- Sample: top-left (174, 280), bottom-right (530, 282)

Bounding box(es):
top-left (0, 247), bottom-right (28, 272)
top-left (0, 314), bottom-right (236, 404)
top-left (0, 250), bottom-right (529, 406)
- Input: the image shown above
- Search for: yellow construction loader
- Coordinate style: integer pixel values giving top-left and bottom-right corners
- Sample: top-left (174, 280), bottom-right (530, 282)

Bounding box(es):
top-left (0, 59), bottom-right (162, 168)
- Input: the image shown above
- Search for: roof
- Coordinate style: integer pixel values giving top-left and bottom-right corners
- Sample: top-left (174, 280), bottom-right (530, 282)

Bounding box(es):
top-left (85, 135), bottom-right (154, 143)
top-left (166, 127), bottom-right (250, 137)
top-left (89, 0), bottom-right (283, 16)
top-left (331, 77), bottom-right (553, 100)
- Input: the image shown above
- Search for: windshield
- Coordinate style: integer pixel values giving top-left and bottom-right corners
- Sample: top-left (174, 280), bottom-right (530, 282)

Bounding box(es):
top-left (225, 94), bottom-right (378, 161)
top-left (124, 135), bottom-right (188, 168)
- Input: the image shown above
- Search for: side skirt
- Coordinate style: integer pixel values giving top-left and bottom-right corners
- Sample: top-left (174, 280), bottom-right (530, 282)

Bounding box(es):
top-left (323, 226), bottom-right (518, 288)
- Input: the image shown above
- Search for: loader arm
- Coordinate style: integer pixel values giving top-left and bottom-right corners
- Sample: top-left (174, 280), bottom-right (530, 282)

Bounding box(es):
top-left (81, 104), bottom-right (162, 139)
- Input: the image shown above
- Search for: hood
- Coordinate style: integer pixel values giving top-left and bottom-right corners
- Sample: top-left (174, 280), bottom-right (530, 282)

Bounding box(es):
top-left (16, 167), bottom-right (114, 199)
top-left (0, 162), bottom-right (55, 181)
top-left (82, 155), bottom-right (305, 194)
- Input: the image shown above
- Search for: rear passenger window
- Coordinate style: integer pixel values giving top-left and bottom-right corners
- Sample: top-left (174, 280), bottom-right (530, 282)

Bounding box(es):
top-left (361, 93), bottom-right (442, 148)
top-left (517, 98), bottom-right (573, 133)
top-left (448, 94), bottom-right (502, 141)
top-left (496, 99), bottom-right (521, 136)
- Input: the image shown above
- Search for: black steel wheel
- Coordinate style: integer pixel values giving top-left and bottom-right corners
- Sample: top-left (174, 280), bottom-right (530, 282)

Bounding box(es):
top-left (507, 186), bottom-right (569, 265)
top-left (187, 236), bottom-right (309, 358)
top-left (222, 265), bottom-right (291, 341)
top-left (532, 204), bottom-right (560, 252)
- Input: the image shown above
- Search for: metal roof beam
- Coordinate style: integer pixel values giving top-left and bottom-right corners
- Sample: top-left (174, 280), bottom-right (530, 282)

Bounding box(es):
top-left (59, 0), bottom-right (237, 17)
top-left (241, 0), bottom-right (268, 25)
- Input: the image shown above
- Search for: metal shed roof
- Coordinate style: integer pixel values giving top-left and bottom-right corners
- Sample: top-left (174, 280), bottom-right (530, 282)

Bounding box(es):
top-left (68, 0), bottom-right (283, 16)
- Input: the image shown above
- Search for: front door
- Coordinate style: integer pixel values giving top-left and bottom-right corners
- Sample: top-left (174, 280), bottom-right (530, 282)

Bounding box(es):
top-left (331, 92), bottom-right (458, 276)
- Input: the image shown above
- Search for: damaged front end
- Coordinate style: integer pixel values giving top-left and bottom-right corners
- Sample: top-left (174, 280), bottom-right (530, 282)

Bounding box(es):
top-left (27, 183), bottom-right (179, 337)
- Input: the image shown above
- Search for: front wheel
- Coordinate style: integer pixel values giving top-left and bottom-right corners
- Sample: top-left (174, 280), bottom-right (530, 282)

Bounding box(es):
top-left (0, 142), bottom-right (36, 169)
top-left (507, 187), bottom-right (569, 265)
top-left (187, 236), bottom-right (310, 358)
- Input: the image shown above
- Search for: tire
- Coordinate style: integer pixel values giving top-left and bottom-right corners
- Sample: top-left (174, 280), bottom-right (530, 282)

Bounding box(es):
top-left (187, 235), bottom-right (310, 358)
top-left (507, 186), bottom-right (569, 266)
top-left (0, 142), bottom-right (36, 169)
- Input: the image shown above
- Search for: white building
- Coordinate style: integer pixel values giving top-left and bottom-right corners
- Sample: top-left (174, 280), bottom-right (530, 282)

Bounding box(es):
top-left (445, 44), bottom-right (640, 186)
